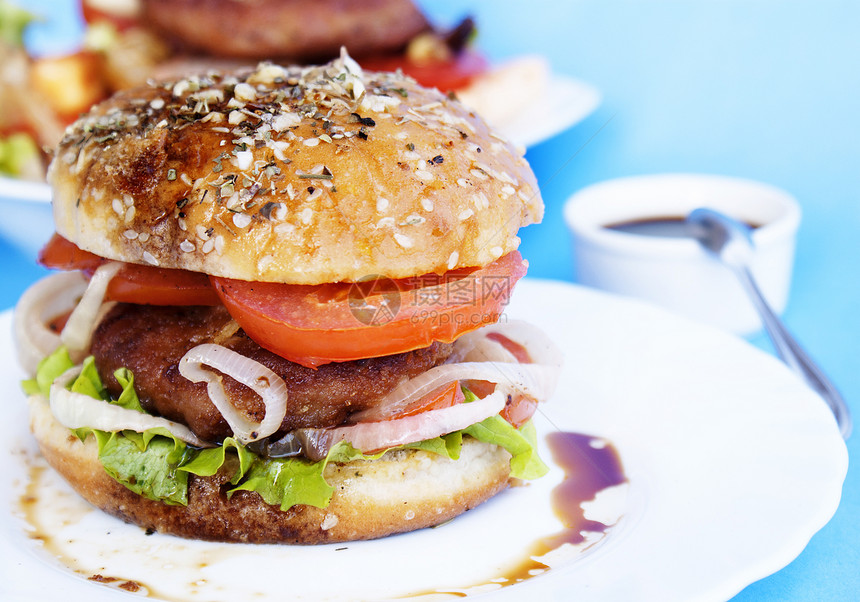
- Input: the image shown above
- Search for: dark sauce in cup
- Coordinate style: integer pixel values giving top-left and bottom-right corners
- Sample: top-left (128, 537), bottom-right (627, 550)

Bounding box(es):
top-left (605, 216), bottom-right (760, 238)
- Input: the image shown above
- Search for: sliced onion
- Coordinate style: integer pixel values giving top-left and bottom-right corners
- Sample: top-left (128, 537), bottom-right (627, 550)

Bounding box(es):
top-left (296, 389), bottom-right (507, 461)
top-left (453, 320), bottom-right (564, 368)
top-left (14, 272), bottom-right (88, 375)
top-left (60, 261), bottom-right (122, 356)
top-left (351, 321), bottom-right (562, 423)
top-left (48, 367), bottom-right (212, 448)
top-left (352, 361), bottom-right (557, 422)
top-left (178, 344), bottom-right (288, 444)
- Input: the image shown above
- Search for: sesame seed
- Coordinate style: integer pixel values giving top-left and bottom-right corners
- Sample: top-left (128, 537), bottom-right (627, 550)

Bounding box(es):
top-left (214, 235), bottom-right (225, 254)
top-left (447, 251), bottom-right (459, 270)
top-left (300, 207), bottom-right (313, 224)
top-left (233, 213), bottom-right (252, 228)
top-left (470, 169), bottom-right (489, 180)
top-left (178, 218), bottom-right (188, 231)
top-left (202, 238), bottom-right (215, 254)
top-left (421, 199), bottom-right (434, 212)
top-left (233, 83), bottom-right (257, 102)
top-left (376, 198), bottom-right (390, 213)
top-left (272, 112), bottom-right (300, 131)
top-left (403, 214), bottom-right (425, 225)
top-left (196, 225), bottom-right (209, 240)
top-left (138, 232), bottom-right (150, 242)
top-left (501, 185), bottom-right (516, 198)
top-left (180, 240), bottom-right (195, 252)
top-left (415, 169), bottom-right (434, 182)
top-left (123, 230), bottom-right (138, 240)
top-left (490, 246), bottom-right (504, 258)
top-left (458, 208), bottom-right (474, 221)
top-left (457, 178), bottom-right (470, 188)
top-left (112, 199), bottom-right (123, 215)
top-left (235, 150), bottom-right (253, 170)
top-left (124, 206), bottom-right (136, 223)
top-left (394, 233), bottom-right (413, 248)
top-left (320, 514), bottom-right (339, 531)
top-left (149, 98), bottom-right (165, 110)
top-left (180, 173), bottom-right (193, 186)
top-left (303, 138), bottom-right (320, 147)
top-left (143, 251), bottom-right (158, 266)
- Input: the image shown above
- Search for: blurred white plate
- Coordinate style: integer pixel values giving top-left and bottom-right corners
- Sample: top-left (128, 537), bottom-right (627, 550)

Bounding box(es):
top-left (501, 74), bottom-right (601, 148)
top-left (0, 177), bottom-right (53, 258)
top-left (0, 279), bottom-right (847, 601)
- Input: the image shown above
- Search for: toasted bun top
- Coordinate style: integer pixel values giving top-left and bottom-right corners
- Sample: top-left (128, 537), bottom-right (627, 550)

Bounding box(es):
top-left (49, 52), bottom-right (543, 284)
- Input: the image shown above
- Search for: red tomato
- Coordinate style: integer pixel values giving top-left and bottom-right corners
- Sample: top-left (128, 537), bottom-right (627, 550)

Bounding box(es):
top-left (39, 232), bottom-right (103, 272)
top-left (106, 264), bottom-right (219, 306)
top-left (392, 381), bottom-right (465, 420)
top-left (211, 251), bottom-right (527, 368)
top-left (360, 49), bottom-right (488, 91)
top-left (464, 381), bottom-right (538, 428)
top-left (500, 394), bottom-right (538, 429)
top-left (38, 233), bottom-right (219, 306)
top-left (80, 0), bottom-right (140, 31)
top-left (39, 234), bottom-right (527, 368)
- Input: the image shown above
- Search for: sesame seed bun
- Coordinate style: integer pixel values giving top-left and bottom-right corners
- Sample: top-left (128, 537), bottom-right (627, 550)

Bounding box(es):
top-left (29, 395), bottom-right (512, 543)
top-left (48, 54), bottom-right (543, 284)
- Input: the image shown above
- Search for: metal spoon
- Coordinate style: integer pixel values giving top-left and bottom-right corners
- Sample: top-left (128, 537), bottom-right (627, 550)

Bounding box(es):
top-left (686, 207), bottom-right (852, 439)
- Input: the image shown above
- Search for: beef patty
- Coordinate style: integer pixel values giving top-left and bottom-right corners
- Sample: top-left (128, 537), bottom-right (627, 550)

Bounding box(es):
top-left (91, 304), bottom-right (454, 442)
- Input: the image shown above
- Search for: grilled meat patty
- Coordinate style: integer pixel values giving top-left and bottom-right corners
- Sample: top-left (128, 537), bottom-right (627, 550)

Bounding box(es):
top-left (91, 303), bottom-right (454, 442)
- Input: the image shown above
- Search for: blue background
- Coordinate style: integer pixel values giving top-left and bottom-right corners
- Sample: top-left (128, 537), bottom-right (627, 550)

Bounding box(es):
top-left (2, 1), bottom-right (858, 599)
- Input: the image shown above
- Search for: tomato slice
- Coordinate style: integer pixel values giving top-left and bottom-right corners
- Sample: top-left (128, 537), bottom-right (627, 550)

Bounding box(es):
top-left (464, 381), bottom-right (538, 428)
top-left (391, 381), bottom-right (465, 421)
top-left (38, 233), bottom-right (219, 306)
top-left (105, 264), bottom-right (220, 306)
top-left (39, 232), bottom-right (103, 272)
top-left (211, 251), bottom-right (527, 368)
top-left (39, 234), bottom-right (526, 366)
top-left (500, 394), bottom-right (538, 429)
top-left (81, 0), bottom-right (141, 31)
top-left (360, 49), bottom-right (488, 91)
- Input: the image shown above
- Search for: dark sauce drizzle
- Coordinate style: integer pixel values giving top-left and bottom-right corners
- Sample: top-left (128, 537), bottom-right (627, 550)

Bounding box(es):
top-left (413, 431), bottom-right (627, 597)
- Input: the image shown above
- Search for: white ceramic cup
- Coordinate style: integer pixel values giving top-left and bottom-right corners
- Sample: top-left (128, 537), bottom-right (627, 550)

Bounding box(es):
top-left (563, 174), bottom-right (801, 334)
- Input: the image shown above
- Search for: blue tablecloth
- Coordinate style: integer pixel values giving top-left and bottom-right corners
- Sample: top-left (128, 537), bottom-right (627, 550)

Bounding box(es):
top-left (2, 1), bottom-right (856, 599)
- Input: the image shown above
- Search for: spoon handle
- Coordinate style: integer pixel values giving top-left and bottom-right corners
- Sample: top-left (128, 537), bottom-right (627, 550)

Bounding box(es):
top-left (735, 266), bottom-right (852, 439)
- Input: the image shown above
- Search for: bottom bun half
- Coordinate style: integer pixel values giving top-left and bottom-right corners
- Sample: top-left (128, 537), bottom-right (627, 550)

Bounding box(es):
top-left (29, 396), bottom-right (513, 544)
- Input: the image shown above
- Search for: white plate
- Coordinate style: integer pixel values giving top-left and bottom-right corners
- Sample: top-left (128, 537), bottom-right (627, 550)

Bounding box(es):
top-left (0, 279), bottom-right (847, 601)
top-left (0, 177), bottom-right (53, 258)
top-left (0, 175), bottom-right (51, 204)
top-left (499, 74), bottom-right (601, 148)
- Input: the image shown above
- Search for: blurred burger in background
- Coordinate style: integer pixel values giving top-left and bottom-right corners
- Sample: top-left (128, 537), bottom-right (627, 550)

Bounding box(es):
top-left (1, 0), bottom-right (547, 180)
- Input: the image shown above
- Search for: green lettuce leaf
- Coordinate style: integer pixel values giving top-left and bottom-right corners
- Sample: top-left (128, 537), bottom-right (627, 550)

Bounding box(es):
top-left (93, 430), bottom-right (190, 506)
top-left (405, 431), bottom-right (463, 460)
top-left (179, 437), bottom-right (255, 484)
top-left (463, 415), bottom-right (548, 480)
top-left (230, 441), bottom-right (386, 511)
top-left (113, 367), bottom-right (146, 412)
top-left (22, 346), bottom-right (73, 397)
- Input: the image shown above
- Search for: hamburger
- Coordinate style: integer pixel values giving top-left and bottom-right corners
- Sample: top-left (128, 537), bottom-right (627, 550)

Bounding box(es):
top-left (15, 51), bottom-right (561, 544)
